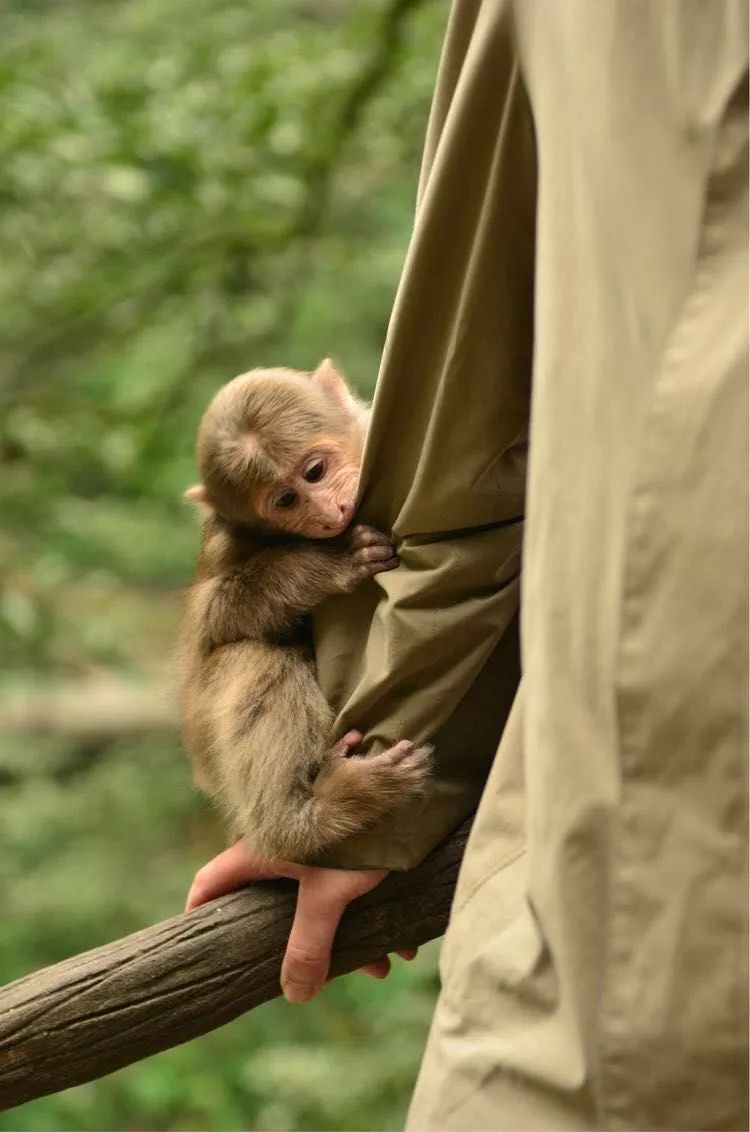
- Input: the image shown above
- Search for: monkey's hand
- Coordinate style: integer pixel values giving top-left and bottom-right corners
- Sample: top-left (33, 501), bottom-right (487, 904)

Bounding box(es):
top-left (339, 524), bottom-right (399, 591)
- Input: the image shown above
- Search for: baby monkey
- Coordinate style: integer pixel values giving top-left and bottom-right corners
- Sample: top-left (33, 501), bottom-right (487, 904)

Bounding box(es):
top-left (179, 359), bottom-right (431, 863)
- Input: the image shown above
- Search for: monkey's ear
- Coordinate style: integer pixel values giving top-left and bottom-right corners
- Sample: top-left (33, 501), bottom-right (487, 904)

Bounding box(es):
top-left (184, 484), bottom-right (214, 508)
top-left (311, 358), bottom-right (356, 411)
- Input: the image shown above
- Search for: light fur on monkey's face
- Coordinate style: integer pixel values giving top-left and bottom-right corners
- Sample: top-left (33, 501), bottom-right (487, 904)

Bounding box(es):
top-left (186, 361), bottom-right (367, 538)
top-left (254, 435), bottom-right (361, 538)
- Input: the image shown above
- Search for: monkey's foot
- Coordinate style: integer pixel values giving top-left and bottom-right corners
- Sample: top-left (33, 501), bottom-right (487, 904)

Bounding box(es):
top-left (334, 729), bottom-right (364, 756)
top-left (349, 524), bottom-right (399, 578)
top-left (313, 739), bottom-right (434, 841)
top-left (361, 740), bottom-right (434, 805)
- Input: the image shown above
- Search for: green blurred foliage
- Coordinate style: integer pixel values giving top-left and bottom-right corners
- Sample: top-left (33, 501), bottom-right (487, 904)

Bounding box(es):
top-left (0, 0), bottom-right (447, 1128)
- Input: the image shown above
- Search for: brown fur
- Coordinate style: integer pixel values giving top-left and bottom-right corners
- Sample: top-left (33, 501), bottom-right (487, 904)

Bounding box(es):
top-left (179, 360), bottom-right (431, 862)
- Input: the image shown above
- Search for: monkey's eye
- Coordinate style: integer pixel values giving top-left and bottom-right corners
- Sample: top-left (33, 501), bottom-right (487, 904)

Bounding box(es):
top-left (275, 490), bottom-right (298, 509)
top-left (303, 459), bottom-right (325, 484)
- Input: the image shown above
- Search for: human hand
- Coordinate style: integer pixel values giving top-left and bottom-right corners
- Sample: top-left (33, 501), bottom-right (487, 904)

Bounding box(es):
top-left (185, 842), bottom-right (416, 1001)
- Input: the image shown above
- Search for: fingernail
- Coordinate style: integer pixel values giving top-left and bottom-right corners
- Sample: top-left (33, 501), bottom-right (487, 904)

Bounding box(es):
top-left (282, 981), bottom-right (316, 1004)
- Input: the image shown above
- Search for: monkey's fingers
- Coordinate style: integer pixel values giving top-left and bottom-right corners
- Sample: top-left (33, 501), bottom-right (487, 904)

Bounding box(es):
top-left (378, 740), bottom-right (434, 768)
top-left (363, 556), bottom-right (399, 575)
top-left (337, 729), bottom-right (364, 756)
top-left (357, 741), bottom-right (433, 812)
top-left (349, 524), bottom-right (398, 578)
top-left (353, 543), bottom-right (397, 564)
top-left (350, 523), bottom-right (388, 546)
top-left (350, 525), bottom-right (396, 551)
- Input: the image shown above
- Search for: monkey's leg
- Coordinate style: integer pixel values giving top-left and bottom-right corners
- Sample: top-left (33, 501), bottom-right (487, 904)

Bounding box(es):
top-left (252, 735), bottom-right (433, 863)
top-left (210, 644), bottom-right (432, 863)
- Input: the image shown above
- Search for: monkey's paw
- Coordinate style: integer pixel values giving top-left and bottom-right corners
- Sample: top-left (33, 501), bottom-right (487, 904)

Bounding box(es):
top-left (362, 740), bottom-right (434, 807)
top-left (348, 524), bottom-right (399, 579)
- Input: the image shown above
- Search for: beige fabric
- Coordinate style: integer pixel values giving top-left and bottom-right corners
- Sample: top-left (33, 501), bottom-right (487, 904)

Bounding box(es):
top-left (314, 0), bottom-right (533, 870)
top-left (315, 1), bottom-right (749, 1127)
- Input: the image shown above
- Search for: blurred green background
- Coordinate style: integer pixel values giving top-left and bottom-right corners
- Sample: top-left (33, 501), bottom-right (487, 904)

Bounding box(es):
top-left (0, 1), bottom-right (447, 1128)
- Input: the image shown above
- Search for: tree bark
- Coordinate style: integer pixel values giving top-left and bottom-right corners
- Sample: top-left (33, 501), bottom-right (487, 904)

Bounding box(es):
top-left (0, 817), bottom-right (471, 1112)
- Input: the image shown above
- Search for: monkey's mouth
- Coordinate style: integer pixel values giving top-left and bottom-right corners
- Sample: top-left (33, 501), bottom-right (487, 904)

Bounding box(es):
top-left (318, 510), bottom-right (354, 537)
top-left (319, 522), bottom-right (349, 538)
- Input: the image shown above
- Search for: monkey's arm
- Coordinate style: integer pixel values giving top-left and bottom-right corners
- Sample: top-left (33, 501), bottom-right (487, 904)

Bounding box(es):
top-left (204, 526), bottom-right (396, 645)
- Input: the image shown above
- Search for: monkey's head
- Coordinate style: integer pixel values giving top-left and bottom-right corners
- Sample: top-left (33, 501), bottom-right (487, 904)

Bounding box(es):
top-left (185, 359), bottom-right (368, 538)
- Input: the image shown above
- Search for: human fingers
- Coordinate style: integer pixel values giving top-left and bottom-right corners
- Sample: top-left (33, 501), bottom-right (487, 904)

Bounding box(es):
top-left (357, 948), bottom-right (418, 978)
top-left (281, 876), bottom-right (349, 1003)
top-left (185, 842), bottom-right (283, 911)
top-left (358, 957), bottom-right (392, 979)
top-left (281, 868), bottom-right (387, 1003)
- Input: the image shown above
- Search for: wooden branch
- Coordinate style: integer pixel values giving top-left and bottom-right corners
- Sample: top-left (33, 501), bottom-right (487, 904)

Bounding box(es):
top-left (0, 678), bottom-right (176, 740)
top-left (0, 817), bottom-right (471, 1112)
